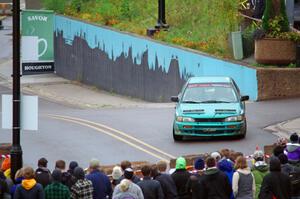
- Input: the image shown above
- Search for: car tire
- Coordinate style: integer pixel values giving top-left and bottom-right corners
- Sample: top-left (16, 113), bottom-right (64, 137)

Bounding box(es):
top-left (238, 120), bottom-right (247, 139)
top-left (173, 129), bottom-right (183, 141)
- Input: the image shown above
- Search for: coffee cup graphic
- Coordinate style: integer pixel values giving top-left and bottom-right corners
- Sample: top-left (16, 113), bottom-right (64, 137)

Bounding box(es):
top-left (22, 36), bottom-right (48, 61)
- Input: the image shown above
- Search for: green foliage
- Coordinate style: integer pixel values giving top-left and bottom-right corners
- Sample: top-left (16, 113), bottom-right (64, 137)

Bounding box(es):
top-left (41, 0), bottom-right (68, 13)
top-left (43, 0), bottom-right (241, 58)
top-left (262, 0), bottom-right (289, 33)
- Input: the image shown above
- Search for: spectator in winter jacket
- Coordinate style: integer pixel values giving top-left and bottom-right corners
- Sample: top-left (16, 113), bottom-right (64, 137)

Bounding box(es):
top-left (0, 170), bottom-right (9, 199)
top-left (137, 165), bottom-right (164, 199)
top-left (55, 160), bottom-right (76, 189)
top-left (10, 169), bottom-right (24, 198)
top-left (14, 166), bottom-right (45, 199)
top-left (44, 169), bottom-right (70, 199)
top-left (284, 133), bottom-right (300, 164)
top-left (150, 164), bottom-right (178, 199)
top-left (113, 168), bottom-right (144, 199)
top-left (71, 167), bottom-right (93, 199)
top-left (251, 150), bottom-right (268, 199)
top-left (218, 158), bottom-right (234, 199)
top-left (232, 156), bottom-right (255, 199)
top-left (278, 153), bottom-right (295, 175)
top-left (35, 157), bottom-right (52, 188)
top-left (116, 160), bottom-right (140, 184)
top-left (198, 157), bottom-right (232, 199)
top-left (186, 157), bottom-right (205, 199)
top-left (259, 157), bottom-right (291, 199)
top-left (86, 158), bottom-right (112, 199)
top-left (171, 157), bottom-right (191, 199)
top-left (111, 166), bottom-right (122, 190)
top-left (67, 161), bottom-right (78, 176)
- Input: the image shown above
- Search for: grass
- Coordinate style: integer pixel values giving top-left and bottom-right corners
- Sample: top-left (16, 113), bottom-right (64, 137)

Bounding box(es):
top-left (42, 0), bottom-right (241, 58)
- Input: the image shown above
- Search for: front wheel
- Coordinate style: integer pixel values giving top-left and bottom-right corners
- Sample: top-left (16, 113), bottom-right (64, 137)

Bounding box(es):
top-left (238, 120), bottom-right (247, 139)
top-left (173, 129), bottom-right (183, 141)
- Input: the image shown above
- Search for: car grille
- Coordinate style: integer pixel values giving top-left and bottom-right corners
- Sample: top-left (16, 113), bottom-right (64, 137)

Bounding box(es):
top-left (183, 130), bottom-right (236, 134)
top-left (194, 118), bottom-right (224, 122)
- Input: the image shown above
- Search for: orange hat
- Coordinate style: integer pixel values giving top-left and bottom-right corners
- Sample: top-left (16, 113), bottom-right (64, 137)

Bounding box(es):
top-left (1, 157), bottom-right (11, 171)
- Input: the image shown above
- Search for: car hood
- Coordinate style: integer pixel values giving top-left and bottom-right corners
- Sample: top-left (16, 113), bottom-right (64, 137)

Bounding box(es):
top-left (177, 103), bottom-right (242, 118)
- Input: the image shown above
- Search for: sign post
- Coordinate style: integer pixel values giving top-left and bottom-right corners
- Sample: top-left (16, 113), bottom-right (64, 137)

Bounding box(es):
top-left (21, 10), bottom-right (54, 75)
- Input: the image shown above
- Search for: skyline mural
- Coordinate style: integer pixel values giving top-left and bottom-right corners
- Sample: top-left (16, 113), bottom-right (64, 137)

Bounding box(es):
top-left (54, 15), bottom-right (258, 101)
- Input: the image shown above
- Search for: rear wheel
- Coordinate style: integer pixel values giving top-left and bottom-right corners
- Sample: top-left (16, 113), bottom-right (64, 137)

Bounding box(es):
top-left (173, 129), bottom-right (183, 141)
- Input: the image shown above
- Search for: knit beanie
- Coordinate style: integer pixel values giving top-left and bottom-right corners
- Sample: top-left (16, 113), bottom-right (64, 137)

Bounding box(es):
top-left (112, 166), bottom-right (122, 180)
top-left (194, 158), bottom-right (205, 170)
top-left (124, 168), bottom-right (134, 180)
top-left (290, 133), bottom-right (299, 143)
top-left (69, 161), bottom-right (78, 171)
top-left (176, 157), bottom-right (186, 170)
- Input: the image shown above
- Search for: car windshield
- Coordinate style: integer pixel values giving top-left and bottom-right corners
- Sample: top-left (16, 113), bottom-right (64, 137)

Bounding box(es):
top-left (181, 83), bottom-right (238, 103)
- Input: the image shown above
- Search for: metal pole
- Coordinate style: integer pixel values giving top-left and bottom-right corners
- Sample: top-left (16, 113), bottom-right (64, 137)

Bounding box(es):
top-left (10, 0), bottom-right (23, 180)
top-left (156, 0), bottom-right (168, 29)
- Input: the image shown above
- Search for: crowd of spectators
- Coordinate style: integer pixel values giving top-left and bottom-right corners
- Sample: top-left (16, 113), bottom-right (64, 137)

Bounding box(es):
top-left (1, 132), bottom-right (300, 199)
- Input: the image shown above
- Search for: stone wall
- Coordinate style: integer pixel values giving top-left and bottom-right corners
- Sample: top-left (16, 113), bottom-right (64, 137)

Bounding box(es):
top-left (257, 68), bottom-right (300, 100)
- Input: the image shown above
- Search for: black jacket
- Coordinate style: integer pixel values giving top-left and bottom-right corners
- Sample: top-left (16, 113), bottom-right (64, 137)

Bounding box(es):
top-left (186, 171), bottom-right (203, 199)
top-left (258, 171), bottom-right (291, 199)
top-left (61, 172), bottom-right (77, 189)
top-left (154, 173), bottom-right (178, 199)
top-left (199, 168), bottom-right (232, 199)
top-left (137, 177), bottom-right (164, 199)
top-left (171, 169), bottom-right (191, 199)
top-left (35, 167), bottom-right (52, 188)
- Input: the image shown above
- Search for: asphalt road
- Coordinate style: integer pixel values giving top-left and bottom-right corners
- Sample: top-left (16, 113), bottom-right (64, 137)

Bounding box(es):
top-left (1, 83), bottom-right (300, 170)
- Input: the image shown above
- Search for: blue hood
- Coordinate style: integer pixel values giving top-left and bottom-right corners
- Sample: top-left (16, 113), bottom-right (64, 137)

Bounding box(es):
top-left (218, 159), bottom-right (234, 172)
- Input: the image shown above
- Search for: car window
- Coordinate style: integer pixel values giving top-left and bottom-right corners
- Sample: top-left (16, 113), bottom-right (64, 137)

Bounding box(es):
top-left (181, 83), bottom-right (238, 103)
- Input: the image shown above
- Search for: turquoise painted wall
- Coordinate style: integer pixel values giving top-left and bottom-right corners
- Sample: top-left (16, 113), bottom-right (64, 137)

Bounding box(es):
top-left (55, 15), bottom-right (258, 100)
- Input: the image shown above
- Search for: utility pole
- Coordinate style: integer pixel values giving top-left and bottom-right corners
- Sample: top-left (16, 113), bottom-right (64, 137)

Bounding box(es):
top-left (10, 0), bottom-right (23, 180)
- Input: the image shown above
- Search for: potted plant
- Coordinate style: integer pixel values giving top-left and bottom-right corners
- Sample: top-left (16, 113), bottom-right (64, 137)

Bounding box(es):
top-left (254, 0), bottom-right (300, 65)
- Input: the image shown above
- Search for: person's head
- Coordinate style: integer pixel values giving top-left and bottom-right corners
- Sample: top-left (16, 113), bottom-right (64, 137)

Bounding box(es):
top-left (74, 167), bottom-right (85, 180)
top-left (1, 156), bottom-right (10, 172)
top-left (22, 166), bottom-right (35, 179)
top-left (14, 168), bottom-right (23, 180)
top-left (89, 158), bottom-right (100, 171)
top-left (277, 137), bottom-right (288, 147)
top-left (269, 157), bottom-right (281, 172)
top-left (278, 153), bottom-right (288, 165)
top-left (150, 164), bottom-right (159, 178)
top-left (273, 145), bottom-right (284, 157)
top-left (38, 157), bottom-right (48, 168)
top-left (120, 160), bottom-right (131, 171)
top-left (55, 160), bottom-right (66, 171)
top-left (211, 152), bottom-right (221, 162)
top-left (69, 161), bottom-right (78, 172)
top-left (194, 158), bottom-right (205, 170)
top-left (234, 156), bottom-right (248, 170)
top-left (253, 150), bottom-right (264, 162)
top-left (124, 168), bottom-right (134, 180)
top-left (141, 165), bottom-right (151, 177)
top-left (218, 159), bottom-right (234, 172)
top-left (112, 166), bottom-right (122, 180)
top-left (220, 148), bottom-right (230, 159)
top-left (290, 133), bottom-right (299, 144)
top-left (52, 169), bottom-right (62, 182)
top-left (175, 157), bottom-right (186, 170)
top-left (206, 157), bottom-right (216, 168)
top-left (119, 179), bottom-right (131, 192)
top-left (156, 160), bottom-right (167, 173)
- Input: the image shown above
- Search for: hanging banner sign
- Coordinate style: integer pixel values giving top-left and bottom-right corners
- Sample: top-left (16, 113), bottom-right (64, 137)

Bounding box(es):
top-left (21, 10), bottom-right (54, 75)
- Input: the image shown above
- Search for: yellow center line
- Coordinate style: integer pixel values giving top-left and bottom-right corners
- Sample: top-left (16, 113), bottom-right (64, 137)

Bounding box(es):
top-left (49, 115), bottom-right (170, 162)
top-left (48, 114), bottom-right (176, 159)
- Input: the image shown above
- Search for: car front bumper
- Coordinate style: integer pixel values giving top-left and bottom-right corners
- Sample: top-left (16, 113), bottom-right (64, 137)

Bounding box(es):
top-left (173, 120), bottom-right (246, 137)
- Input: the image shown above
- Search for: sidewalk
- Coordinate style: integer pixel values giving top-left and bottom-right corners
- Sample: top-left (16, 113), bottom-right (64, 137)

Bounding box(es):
top-left (264, 118), bottom-right (300, 139)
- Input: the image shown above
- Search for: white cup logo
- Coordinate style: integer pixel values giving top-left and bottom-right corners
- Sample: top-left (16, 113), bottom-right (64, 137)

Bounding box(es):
top-left (38, 38), bottom-right (47, 58)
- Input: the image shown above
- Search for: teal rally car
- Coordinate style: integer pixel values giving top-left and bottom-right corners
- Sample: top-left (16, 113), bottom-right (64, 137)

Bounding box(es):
top-left (171, 76), bottom-right (249, 141)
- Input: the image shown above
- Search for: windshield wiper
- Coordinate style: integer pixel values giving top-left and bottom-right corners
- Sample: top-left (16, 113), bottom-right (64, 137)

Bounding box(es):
top-left (181, 100), bottom-right (201, 104)
top-left (200, 100), bottom-right (231, 103)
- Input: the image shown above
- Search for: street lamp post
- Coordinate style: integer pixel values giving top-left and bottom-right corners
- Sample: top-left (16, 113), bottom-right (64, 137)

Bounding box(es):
top-left (155, 0), bottom-right (169, 29)
top-left (10, 0), bottom-right (23, 180)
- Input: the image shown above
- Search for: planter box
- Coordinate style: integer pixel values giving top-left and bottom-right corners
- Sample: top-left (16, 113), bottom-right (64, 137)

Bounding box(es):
top-left (255, 38), bottom-right (296, 65)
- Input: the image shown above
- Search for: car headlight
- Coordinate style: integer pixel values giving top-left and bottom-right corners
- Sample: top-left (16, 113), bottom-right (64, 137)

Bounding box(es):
top-left (176, 116), bottom-right (195, 122)
top-left (225, 115), bottom-right (244, 122)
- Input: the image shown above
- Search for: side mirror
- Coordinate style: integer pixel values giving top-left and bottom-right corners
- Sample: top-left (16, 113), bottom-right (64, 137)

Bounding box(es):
top-left (171, 96), bottom-right (179, 102)
top-left (241, 95), bottom-right (249, 101)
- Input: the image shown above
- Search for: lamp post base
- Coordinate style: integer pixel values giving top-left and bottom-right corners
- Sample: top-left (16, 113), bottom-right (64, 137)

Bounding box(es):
top-left (10, 145), bottom-right (23, 179)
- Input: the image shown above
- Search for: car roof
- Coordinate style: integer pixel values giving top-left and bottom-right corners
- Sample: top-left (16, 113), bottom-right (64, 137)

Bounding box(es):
top-left (187, 76), bottom-right (232, 84)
